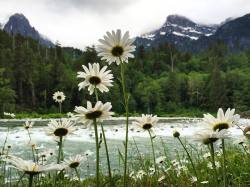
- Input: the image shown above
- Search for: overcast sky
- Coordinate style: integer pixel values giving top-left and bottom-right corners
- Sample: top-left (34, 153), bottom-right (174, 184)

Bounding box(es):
top-left (0, 0), bottom-right (250, 49)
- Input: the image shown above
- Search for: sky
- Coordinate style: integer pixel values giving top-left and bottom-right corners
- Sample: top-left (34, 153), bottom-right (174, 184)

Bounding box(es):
top-left (0, 0), bottom-right (250, 49)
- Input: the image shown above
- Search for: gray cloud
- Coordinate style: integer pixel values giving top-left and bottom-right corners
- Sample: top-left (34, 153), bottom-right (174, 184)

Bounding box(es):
top-left (48, 0), bottom-right (135, 13)
top-left (1, 0), bottom-right (250, 49)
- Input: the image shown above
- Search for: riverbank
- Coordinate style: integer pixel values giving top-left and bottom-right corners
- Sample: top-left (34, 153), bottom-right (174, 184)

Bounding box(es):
top-left (0, 117), bottom-right (201, 127)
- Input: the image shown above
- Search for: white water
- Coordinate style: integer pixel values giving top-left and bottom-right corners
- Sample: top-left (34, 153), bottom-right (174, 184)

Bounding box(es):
top-left (0, 118), bottom-right (248, 143)
top-left (0, 118), bottom-right (248, 177)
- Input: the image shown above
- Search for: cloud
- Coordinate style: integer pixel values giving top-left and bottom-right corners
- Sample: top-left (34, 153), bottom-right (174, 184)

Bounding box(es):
top-left (1, 0), bottom-right (250, 49)
top-left (47, 0), bottom-right (136, 13)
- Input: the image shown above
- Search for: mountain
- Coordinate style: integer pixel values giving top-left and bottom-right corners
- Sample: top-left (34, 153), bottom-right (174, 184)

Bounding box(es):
top-left (189, 13), bottom-right (250, 52)
top-left (211, 13), bottom-right (250, 50)
top-left (136, 15), bottom-right (218, 50)
top-left (136, 13), bottom-right (250, 52)
top-left (3, 13), bottom-right (54, 47)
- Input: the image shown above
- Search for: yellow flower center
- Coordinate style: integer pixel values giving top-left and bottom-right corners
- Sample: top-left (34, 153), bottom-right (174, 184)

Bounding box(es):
top-left (213, 122), bottom-right (229, 131)
top-left (203, 138), bottom-right (218, 145)
top-left (111, 45), bottom-right (124, 57)
top-left (89, 76), bottom-right (101, 85)
top-left (54, 128), bottom-right (68, 137)
top-left (142, 123), bottom-right (152, 130)
top-left (69, 161), bottom-right (80, 168)
top-left (32, 163), bottom-right (38, 172)
top-left (86, 110), bottom-right (102, 119)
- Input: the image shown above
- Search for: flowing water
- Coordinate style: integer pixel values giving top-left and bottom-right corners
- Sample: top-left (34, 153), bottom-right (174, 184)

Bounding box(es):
top-left (0, 117), bottom-right (248, 178)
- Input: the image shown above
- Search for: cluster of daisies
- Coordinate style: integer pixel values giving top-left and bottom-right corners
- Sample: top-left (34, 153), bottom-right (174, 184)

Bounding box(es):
top-left (193, 108), bottom-right (240, 144)
top-left (126, 108), bottom-right (250, 185)
top-left (1, 118), bottom-right (94, 184)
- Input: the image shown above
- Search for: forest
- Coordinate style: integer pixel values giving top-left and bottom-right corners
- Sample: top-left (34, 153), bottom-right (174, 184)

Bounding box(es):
top-left (1, 29), bottom-right (250, 117)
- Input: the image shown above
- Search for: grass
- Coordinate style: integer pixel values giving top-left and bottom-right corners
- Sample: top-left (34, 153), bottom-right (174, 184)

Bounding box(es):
top-left (1, 133), bottom-right (250, 187)
top-left (1, 108), bottom-right (207, 119)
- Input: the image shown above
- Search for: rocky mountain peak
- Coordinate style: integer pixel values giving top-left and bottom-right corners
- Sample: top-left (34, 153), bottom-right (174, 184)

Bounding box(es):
top-left (137, 14), bottom-right (217, 49)
top-left (165, 14), bottom-right (196, 27)
top-left (3, 13), bottom-right (54, 47)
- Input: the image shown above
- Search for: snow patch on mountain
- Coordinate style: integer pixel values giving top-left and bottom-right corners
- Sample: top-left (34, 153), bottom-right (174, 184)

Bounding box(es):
top-left (172, 31), bottom-right (199, 40)
top-left (172, 31), bottom-right (185, 37)
top-left (136, 14), bottom-right (217, 49)
top-left (141, 33), bottom-right (155, 40)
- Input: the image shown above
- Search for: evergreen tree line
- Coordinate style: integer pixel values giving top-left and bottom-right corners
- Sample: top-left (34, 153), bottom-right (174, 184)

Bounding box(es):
top-left (1, 29), bottom-right (250, 117)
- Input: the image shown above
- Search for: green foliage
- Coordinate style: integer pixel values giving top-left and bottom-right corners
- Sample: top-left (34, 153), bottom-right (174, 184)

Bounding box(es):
top-left (0, 68), bottom-right (16, 116)
top-left (1, 29), bottom-right (250, 116)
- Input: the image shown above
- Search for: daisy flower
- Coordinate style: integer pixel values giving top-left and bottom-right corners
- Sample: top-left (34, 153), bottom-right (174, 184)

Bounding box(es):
top-left (243, 126), bottom-right (250, 139)
top-left (23, 121), bottom-right (34, 130)
top-left (156, 156), bottom-right (166, 165)
top-left (77, 63), bottom-right (113, 95)
top-left (202, 108), bottom-right (240, 131)
top-left (133, 114), bottom-right (159, 131)
top-left (52, 91), bottom-right (66, 103)
top-left (203, 152), bottom-right (211, 158)
top-left (47, 119), bottom-right (77, 138)
top-left (173, 129), bottom-right (180, 138)
top-left (74, 101), bottom-right (113, 127)
top-left (129, 171), bottom-right (136, 180)
top-left (158, 175), bottom-right (166, 182)
top-left (148, 167), bottom-right (155, 175)
top-left (193, 127), bottom-right (231, 145)
top-left (136, 170), bottom-right (146, 179)
top-left (207, 161), bottom-right (220, 169)
top-left (200, 181), bottom-right (209, 184)
top-left (190, 176), bottom-right (198, 183)
top-left (4, 112), bottom-right (15, 118)
top-left (39, 149), bottom-right (55, 159)
top-left (67, 112), bottom-right (74, 118)
top-left (84, 150), bottom-right (94, 157)
top-left (233, 137), bottom-right (246, 145)
top-left (61, 154), bottom-right (86, 169)
top-left (6, 155), bottom-right (61, 175)
top-left (97, 29), bottom-right (136, 65)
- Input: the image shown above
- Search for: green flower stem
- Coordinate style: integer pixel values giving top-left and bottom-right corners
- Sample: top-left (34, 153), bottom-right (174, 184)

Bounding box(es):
top-left (94, 87), bottom-right (113, 185)
top-left (27, 129), bottom-right (32, 142)
top-left (209, 143), bottom-right (219, 184)
top-left (132, 137), bottom-right (144, 168)
top-left (29, 174), bottom-right (34, 187)
top-left (57, 136), bottom-right (63, 164)
top-left (31, 147), bottom-right (36, 163)
top-left (222, 139), bottom-right (227, 187)
top-left (100, 124), bottom-right (113, 182)
top-left (59, 102), bottom-right (62, 113)
top-left (177, 137), bottom-right (198, 179)
top-left (75, 168), bottom-right (80, 181)
top-left (1, 125), bottom-right (10, 155)
top-left (93, 118), bottom-right (100, 187)
top-left (94, 87), bottom-right (99, 101)
top-left (148, 130), bottom-right (156, 172)
top-left (86, 157), bottom-right (90, 177)
top-left (241, 144), bottom-right (250, 155)
top-left (120, 59), bottom-right (130, 187)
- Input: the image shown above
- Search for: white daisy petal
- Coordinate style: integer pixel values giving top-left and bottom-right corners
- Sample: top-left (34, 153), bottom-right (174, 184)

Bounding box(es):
top-left (77, 63), bottom-right (113, 94)
top-left (74, 101), bottom-right (113, 128)
top-left (97, 29), bottom-right (136, 65)
top-left (52, 91), bottom-right (66, 103)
